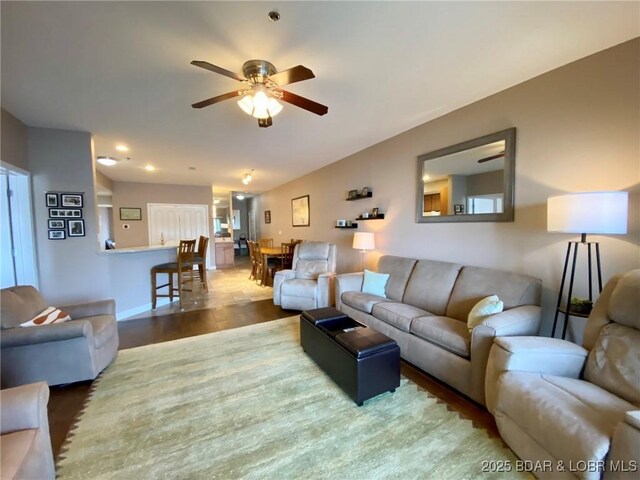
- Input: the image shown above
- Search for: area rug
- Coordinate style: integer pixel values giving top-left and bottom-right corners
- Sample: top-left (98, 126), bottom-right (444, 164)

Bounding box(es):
top-left (57, 316), bottom-right (526, 479)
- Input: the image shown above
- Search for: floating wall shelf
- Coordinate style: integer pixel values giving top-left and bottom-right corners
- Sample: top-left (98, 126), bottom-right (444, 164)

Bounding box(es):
top-left (335, 224), bottom-right (358, 229)
top-left (346, 192), bottom-right (373, 201)
top-left (356, 214), bottom-right (385, 221)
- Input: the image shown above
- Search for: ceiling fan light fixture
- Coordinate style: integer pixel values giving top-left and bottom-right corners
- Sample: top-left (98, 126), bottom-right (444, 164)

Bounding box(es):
top-left (237, 89), bottom-right (282, 120)
top-left (242, 169), bottom-right (254, 185)
top-left (97, 156), bottom-right (118, 166)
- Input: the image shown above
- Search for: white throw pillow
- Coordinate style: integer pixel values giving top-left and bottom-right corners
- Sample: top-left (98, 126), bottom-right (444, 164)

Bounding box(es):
top-left (362, 269), bottom-right (390, 298)
top-left (467, 295), bottom-right (504, 331)
top-left (21, 306), bottom-right (71, 327)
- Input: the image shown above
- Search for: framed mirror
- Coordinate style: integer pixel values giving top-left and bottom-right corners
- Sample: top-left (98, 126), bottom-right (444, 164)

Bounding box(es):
top-left (416, 128), bottom-right (516, 223)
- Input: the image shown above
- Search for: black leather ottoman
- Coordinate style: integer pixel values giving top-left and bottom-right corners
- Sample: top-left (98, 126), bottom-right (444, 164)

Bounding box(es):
top-left (300, 307), bottom-right (400, 406)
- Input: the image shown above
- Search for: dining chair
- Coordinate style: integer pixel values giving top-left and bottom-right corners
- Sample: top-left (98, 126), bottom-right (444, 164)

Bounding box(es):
top-left (280, 242), bottom-right (296, 271)
top-left (250, 241), bottom-right (265, 285)
top-left (193, 235), bottom-right (209, 292)
top-left (151, 239), bottom-right (196, 310)
top-left (259, 238), bottom-right (274, 248)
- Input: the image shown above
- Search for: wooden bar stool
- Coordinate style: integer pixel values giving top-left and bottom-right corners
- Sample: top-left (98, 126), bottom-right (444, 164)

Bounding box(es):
top-left (151, 239), bottom-right (196, 310)
top-left (193, 235), bottom-right (209, 292)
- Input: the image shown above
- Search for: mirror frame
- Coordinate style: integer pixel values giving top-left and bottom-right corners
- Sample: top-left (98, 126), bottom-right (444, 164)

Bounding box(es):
top-left (416, 128), bottom-right (516, 223)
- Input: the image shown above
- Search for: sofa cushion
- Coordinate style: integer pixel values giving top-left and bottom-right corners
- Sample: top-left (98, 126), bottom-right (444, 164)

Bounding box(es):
top-left (0, 429), bottom-right (37, 480)
top-left (607, 269), bottom-right (640, 329)
top-left (402, 260), bottom-right (462, 316)
top-left (496, 372), bottom-right (634, 475)
top-left (445, 266), bottom-right (541, 321)
top-left (467, 295), bottom-right (504, 331)
top-left (85, 315), bottom-right (118, 349)
top-left (371, 302), bottom-right (430, 332)
top-left (584, 323), bottom-right (640, 406)
top-left (281, 279), bottom-right (318, 298)
top-left (377, 256), bottom-right (417, 302)
top-left (410, 316), bottom-right (471, 358)
top-left (341, 291), bottom-right (390, 314)
top-left (1, 286), bottom-right (48, 329)
top-left (21, 306), bottom-right (71, 327)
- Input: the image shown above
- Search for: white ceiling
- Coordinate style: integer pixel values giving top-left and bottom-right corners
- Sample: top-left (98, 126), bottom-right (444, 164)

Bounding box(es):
top-left (2, 2), bottom-right (638, 199)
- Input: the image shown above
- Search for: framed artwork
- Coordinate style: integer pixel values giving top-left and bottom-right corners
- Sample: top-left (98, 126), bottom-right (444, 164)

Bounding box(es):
top-left (48, 230), bottom-right (66, 240)
top-left (68, 219), bottom-right (85, 237)
top-left (48, 219), bottom-right (65, 229)
top-left (120, 207), bottom-right (142, 221)
top-left (46, 193), bottom-right (58, 207)
top-left (265, 210), bottom-right (271, 224)
top-left (49, 208), bottom-right (82, 218)
top-left (454, 204), bottom-right (464, 214)
top-left (291, 195), bottom-right (310, 227)
top-left (371, 208), bottom-right (379, 218)
top-left (61, 193), bottom-right (83, 207)
top-left (347, 190), bottom-right (358, 200)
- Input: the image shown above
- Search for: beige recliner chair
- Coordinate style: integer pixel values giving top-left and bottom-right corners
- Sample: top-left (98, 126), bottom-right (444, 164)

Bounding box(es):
top-left (1, 382), bottom-right (55, 479)
top-left (486, 269), bottom-right (640, 480)
top-left (273, 241), bottom-right (337, 310)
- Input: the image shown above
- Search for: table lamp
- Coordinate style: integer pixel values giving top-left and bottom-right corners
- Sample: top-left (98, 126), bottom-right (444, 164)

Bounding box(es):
top-left (547, 191), bottom-right (628, 338)
top-left (353, 232), bottom-right (375, 270)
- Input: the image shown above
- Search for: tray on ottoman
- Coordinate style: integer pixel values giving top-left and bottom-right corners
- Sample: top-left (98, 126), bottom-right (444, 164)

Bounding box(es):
top-left (300, 307), bottom-right (400, 406)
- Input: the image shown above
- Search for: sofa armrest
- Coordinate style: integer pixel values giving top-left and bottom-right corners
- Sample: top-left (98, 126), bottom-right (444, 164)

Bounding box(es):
top-left (317, 272), bottom-right (336, 307)
top-left (0, 382), bottom-right (49, 434)
top-left (59, 299), bottom-right (115, 318)
top-left (0, 320), bottom-right (93, 348)
top-left (469, 305), bottom-right (541, 405)
top-left (335, 272), bottom-right (364, 310)
top-left (607, 410), bottom-right (640, 479)
top-left (273, 269), bottom-right (296, 306)
top-left (484, 336), bottom-right (588, 412)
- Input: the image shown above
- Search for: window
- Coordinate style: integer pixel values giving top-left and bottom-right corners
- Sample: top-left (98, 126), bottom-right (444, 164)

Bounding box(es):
top-left (467, 194), bottom-right (504, 214)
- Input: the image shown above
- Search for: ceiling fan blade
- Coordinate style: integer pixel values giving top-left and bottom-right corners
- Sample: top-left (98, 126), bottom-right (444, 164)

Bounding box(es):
top-left (477, 153), bottom-right (505, 163)
top-left (268, 65), bottom-right (315, 87)
top-left (278, 90), bottom-right (328, 116)
top-left (191, 90), bottom-right (244, 109)
top-left (191, 60), bottom-right (247, 82)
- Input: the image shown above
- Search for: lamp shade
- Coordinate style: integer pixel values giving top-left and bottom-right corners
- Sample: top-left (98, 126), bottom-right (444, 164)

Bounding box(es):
top-left (353, 232), bottom-right (375, 251)
top-left (547, 191), bottom-right (628, 234)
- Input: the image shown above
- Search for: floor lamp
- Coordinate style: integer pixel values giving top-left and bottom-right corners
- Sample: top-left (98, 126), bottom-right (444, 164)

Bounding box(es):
top-left (547, 191), bottom-right (628, 339)
top-left (353, 232), bottom-right (375, 270)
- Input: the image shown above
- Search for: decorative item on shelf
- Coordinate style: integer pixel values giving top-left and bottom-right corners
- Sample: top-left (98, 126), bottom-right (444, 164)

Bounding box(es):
top-left (362, 212), bottom-right (369, 219)
top-left (361, 187), bottom-right (369, 197)
top-left (547, 190), bottom-right (628, 339)
top-left (346, 188), bottom-right (373, 201)
top-left (160, 233), bottom-right (166, 246)
top-left (336, 220), bottom-right (346, 227)
top-left (347, 190), bottom-right (358, 200)
top-left (569, 297), bottom-right (593, 315)
top-left (335, 219), bottom-right (358, 229)
top-left (371, 208), bottom-right (379, 218)
top-left (353, 232), bottom-right (375, 270)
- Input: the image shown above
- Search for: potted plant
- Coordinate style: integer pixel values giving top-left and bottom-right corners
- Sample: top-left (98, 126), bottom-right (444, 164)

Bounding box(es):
top-left (570, 297), bottom-right (593, 315)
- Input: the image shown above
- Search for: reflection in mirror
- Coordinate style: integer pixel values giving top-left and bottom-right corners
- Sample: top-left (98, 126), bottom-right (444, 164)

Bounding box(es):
top-left (417, 128), bottom-right (515, 223)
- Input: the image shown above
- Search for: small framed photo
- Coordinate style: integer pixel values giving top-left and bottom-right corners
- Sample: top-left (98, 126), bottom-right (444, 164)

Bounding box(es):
top-left (48, 219), bottom-right (65, 229)
top-left (61, 193), bottom-right (83, 208)
top-left (120, 207), bottom-right (142, 221)
top-left (264, 210), bottom-right (271, 224)
top-left (371, 208), bottom-right (379, 218)
top-left (46, 193), bottom-right (58, 207)
top-left (48, 230), bottom-right (66, 240)
top-left (454, 204), bottom-right (464, 214)
top-left (361, 187), bottom-right (369, 196)
top-left (347, 190), bottom-right (358, 200)
top-left (68, 219), bottom-right (85, 237)
top-left (49, 208), bottom-right (82, 218)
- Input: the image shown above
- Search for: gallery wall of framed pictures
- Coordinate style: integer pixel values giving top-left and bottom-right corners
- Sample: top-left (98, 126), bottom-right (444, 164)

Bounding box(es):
top-left (46, 192), bottom-right (85, 240)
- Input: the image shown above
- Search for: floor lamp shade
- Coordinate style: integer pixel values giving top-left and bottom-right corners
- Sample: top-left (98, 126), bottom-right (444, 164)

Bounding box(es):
top-left (353, 232), bottom-right (375, 251)
top-left (547, 191), bottom-right (628, 234)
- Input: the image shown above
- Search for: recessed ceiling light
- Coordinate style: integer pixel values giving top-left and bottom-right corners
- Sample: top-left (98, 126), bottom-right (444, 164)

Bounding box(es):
top-left (213, 199), bottom-right (220, 205)
top-left (115, 144), bottom-right (129, 152)
top-left (236, 194), bottom-right (245, 200)
top-left (97, 156), bottom-right (117, 166)
top-left (145, 165), bottom-right (155, 171)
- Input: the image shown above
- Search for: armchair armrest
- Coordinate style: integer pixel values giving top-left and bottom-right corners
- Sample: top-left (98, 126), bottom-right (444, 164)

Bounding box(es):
top-left (485, 336), bottom-right (588, 412)
top-left (335, 272), bottom-right (364, 310)
top-left (59, 299), bottom-right (115, 318)
top-left (0, 382), bottom-right (49, 434)
top-left (273, 269), bottom-right (296, 306)
top-left (0, 320), bottom-right (93, 348)
top-left (608, 410), bottom-right (640, 478)
top-left (470, 305), bottom-right (541, 405)
top-left (317, 272), bottom-right (336, 308)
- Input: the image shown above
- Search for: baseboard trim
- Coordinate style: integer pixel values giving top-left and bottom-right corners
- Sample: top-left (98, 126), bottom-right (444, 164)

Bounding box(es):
top-left (116, 298), bottom-right (170, 321)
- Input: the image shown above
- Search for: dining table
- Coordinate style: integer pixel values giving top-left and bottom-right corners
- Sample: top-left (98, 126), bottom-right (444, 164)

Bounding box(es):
top-left (259, 246), bottom-right (282, 286)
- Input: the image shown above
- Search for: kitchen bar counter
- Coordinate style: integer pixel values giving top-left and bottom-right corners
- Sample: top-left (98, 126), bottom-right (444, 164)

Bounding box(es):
top-left (97, 245), bottom-right (177, 255)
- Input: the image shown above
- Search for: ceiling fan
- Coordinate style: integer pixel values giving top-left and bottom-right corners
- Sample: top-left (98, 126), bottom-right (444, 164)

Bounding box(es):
top-left (190, 59), bottom-right (328, 127)
top-left (477, 152), bottom-right (505, 163)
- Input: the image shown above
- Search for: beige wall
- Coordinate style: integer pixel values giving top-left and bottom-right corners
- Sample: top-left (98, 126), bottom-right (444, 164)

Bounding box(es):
top-left (260, 39), bottom-right (640, 337)
top-left (112, 181), bottom-right (213, 248)
top-left (95, 170), bottom-right (114, 192)
top-left (1, 108), bottom-right (29, 171)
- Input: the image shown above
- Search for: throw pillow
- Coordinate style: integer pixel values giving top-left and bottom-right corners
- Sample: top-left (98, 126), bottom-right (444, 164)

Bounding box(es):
top-left (362, 269), bottom-right (390, 298)
top-left (20, 307), bottom-right (71, 327)
top-left (467, 295), bottom-right (504, 331)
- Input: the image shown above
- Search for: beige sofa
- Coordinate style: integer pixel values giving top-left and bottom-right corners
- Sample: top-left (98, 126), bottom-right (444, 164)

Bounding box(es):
top-left (486, 269), bottom-right (640, 480)
top-left (335, 255), bottom-right (541, 405)
top-left (1, 285), bottom-right (119, 387)
top-left (0, 382), bottom-right (55, 479)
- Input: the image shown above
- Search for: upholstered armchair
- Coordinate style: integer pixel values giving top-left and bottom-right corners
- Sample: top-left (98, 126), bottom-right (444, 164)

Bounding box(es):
top-left (486, 269), bottom-right (640, 480)
top-left (1, 285), bottom-right (119, 387)
top-left (273, 241), bottom-right (337, 310)
top-left (1, 382), bottom-right (55, 479)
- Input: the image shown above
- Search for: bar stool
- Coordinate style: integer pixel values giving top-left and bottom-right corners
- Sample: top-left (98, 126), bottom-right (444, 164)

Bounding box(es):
top-left (193, 235), bottom-right (209, 292)
top-left (151, 239), bottom-right (196, 310)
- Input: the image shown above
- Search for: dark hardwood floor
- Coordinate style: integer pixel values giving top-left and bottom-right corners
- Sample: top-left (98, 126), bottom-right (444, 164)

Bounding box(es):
top-left (49, 299), bottom-right (498, 462)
